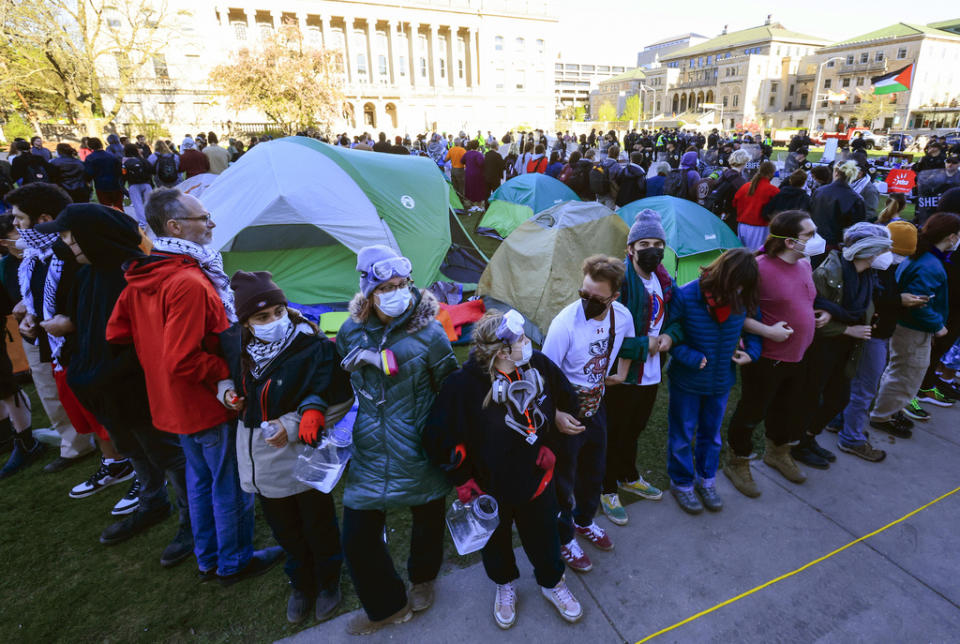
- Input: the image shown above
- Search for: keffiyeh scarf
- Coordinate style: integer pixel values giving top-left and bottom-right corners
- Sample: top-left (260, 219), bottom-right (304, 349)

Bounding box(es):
top-left (245, 322), bottom-right (302, 380)
top-left (152, 237), bottom-right (237, 322)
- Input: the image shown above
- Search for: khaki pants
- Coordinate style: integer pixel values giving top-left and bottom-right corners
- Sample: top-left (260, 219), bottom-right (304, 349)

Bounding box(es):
top-left (23, 340), bottom-right (93, 459)
top-left (870, 325), bottom-right (932, 422)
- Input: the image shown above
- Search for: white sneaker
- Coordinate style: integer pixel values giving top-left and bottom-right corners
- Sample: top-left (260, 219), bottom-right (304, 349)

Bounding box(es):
top-left (541, 577), bottom-right (583, 623)
top-left (494, 581), bottom-right (517, 629)
top-left (111, 478), bottom-right (141, 516)
top-left (69, 458), bottom-right (135, 499)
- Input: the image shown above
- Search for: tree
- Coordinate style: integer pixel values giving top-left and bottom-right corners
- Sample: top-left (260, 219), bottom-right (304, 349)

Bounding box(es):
top-left (597, 101), bottom-right (617, 122)
top-left (852, 92), bottom-right (887, 129)
top-left (619, 94), bottom-right (640, 121)
top-left (209, 25), bottom-right (344, 135)
top-left (574, 106), bottom-right (586, 122)
top-left (0, 0), bottom-right (182, 131)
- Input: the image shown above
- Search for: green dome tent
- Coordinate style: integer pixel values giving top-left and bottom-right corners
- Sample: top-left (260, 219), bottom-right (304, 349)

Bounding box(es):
top-left (477, 173), bottom-right (580, 239)
top-left (203, 137), bottom-right (452, 304)
top-left (478, 201), bottom-right (628, 336)
top-left (617, 196), bottom-right (743, 285)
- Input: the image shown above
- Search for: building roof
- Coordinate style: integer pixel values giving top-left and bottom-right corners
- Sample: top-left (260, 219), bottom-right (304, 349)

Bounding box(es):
top-left (645, 32), bottom-right (706, 49)
top-left (599, 68), bottom-right (646, 85)
top-left (661, 22), bottom-right (828, 60)
top-left (826, 22), bottom-right (960, 48)
top-left (928, 19), bottom-right (960, 35)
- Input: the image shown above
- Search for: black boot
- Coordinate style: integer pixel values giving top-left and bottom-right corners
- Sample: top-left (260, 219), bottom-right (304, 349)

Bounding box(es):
top-left (791, 435), bottom-right (829, 470)
top-left (160, 520), bottom-right (194, 568)
top-left (0, 431), bottom-right (45, 480)
top-left (807, 434), bottom-right (836, 462)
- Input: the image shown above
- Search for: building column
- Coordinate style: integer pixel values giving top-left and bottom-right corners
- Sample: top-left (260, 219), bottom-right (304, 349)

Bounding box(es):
top-left (466, 27), bottom-right (479, 88)
top-left (430, 24), bottom-right (442, 90)
top-left (363, 19), bottom-right (375, 87)
top-left (342, 16), bottom-right (357, 86)
top-left (387, 21), bottom-right (399, 86)
top-left (408, 24), bottom-right (419, 90)
top-left (319, 15), bottom-right (329, 50)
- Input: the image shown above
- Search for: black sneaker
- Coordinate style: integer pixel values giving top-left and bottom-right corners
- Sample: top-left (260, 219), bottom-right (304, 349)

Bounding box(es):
top-left (807, 436), bottom-right (836, 463)
top-left (0, 437), bottom-right (45, 480)
top-left (316, 586), bottom-right (342, 622)
top-left (219, 546), bottom-right (285, 587)
top-left (287, 588), bottom-right (313, 624)
top-left (694, 482), bottom-right (723, 512)
top-left (100, 504), bottom-right (171, 546)
top-left (197, 568), bottom-right (218, 583)
top-left (935, 379), bottom-right (960, 401)
top-left (902, 398), bottom-right (930, 421)
top-left (892, 411), bottom-right (915, 431)
top-left (43, 450), bottom-right (96, 473)
top-left (670, 487), bottom-right (704, 515)
top-left (160, 522), bottom-right (194, 568)
top-left (69, 458), bottom-right (135, 499)
top-left (790, 444), bottom-right (830, 470)
top-left (111, 478), bottom-right (141, 516)
top-left (870, 419), bottom-right (912, 439)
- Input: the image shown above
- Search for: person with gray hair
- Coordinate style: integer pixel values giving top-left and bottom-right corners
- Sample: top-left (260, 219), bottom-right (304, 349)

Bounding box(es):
top-left (792, 221), bottom-right (892, 469)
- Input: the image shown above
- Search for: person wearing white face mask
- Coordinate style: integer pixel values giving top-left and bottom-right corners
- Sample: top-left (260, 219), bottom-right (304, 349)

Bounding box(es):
top-left (335, 245), bottom-right (458, 636)
top-left (424, 310), bottom-right (584, 629)
top-left (723, 211), bottom-right (825, 496)
top-left (227, 271), bottom-right (354, 624)
top-left (793, 222), bottom-right (893, 470)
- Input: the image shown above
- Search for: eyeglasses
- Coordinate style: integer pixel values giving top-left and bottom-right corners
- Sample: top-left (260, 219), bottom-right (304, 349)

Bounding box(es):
top-left (174, 213), bottom-right (213, 224)
top-left (578, 289), bottom-right (613, 305)
top-left (374, 279), bottom-right (410, 295)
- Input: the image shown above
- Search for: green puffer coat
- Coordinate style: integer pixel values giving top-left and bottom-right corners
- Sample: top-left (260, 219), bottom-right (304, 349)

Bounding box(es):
top-left (336, 288), bottom-right (458, 510)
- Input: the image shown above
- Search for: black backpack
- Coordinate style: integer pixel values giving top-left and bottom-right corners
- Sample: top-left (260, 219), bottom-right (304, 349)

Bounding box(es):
top-left (588, 162), bottom-right (611, 196)
top-left (156, 154), bottom-right (178, 184)
top-left (123, 157), bottom-right (152, 185)
top-left (615, 164), bottom-right (647, 207)
top-left (23, 159), bottom-right (50, 185)
top-left (702, 174), bottom-right (738, 216)
top-left (663, 168), bottom-right (689, 199)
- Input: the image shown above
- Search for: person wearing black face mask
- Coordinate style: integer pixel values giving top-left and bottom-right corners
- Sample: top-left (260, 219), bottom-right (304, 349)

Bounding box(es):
top-left (598, 210), bottom-right (681, 527)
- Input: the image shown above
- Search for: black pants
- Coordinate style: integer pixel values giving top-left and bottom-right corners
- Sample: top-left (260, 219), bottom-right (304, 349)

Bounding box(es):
top-left (602, 383), bottom-right (658, 493)
top-left (482, 484), bottom-right (564, 589)
top-left (260, 489), bottom-right (342, 596)
top-left (921, 323), bottom-right (960, 390)
top-left (342, 497), bottom-right (445, 621)
top-left (106, 420), bottom-right (188, 521)
top-left (800, 336), bottom-right (856, 436)
top-left (727, 357), bottom-right (807, 456)
top-left (555, 404), bottom-right (606, 544)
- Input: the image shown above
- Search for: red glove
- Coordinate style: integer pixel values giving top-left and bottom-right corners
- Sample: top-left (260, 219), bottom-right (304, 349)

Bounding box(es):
top-left (536, 446), bottom-right (556, 471)
top-left (456, 478), bottom-right (483, 504)
top-left (298, 409), bottom-right (325, 448)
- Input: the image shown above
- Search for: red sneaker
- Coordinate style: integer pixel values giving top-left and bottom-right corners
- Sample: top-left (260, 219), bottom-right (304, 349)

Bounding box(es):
top-left (560, 539), bottom-right (593, 572)
top-left (574, 522), bottom-right (614, 551)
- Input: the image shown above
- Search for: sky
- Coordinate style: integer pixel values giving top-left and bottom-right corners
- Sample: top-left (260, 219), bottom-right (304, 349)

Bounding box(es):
top-left (555, 2), bottom-right (956, 65)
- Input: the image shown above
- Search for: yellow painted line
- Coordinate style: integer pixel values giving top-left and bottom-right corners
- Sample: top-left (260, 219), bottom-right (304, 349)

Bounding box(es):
top-left (636, 486), bottom-right (960, 643)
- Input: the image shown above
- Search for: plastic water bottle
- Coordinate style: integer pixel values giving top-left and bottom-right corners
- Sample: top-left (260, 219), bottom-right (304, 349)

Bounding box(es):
top-left (293, 438), bottom-right (351, 494)
top-left (327, 423), bottom-right (353, 448)
top-left (261, 421), bottom-right (281, 440)
top-left (446, 494), bottom-right (500, 556)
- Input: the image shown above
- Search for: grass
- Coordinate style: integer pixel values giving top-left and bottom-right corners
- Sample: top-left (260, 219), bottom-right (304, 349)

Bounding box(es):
top-left (0, 202), bottom-right (803, 642)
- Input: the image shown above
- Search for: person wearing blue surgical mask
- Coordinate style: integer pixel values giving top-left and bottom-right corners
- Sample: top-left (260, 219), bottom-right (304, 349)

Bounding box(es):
top-left (335, 245), bottom-right (458, 636)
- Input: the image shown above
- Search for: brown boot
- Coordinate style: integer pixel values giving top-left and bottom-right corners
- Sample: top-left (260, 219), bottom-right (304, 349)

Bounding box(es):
top-left (345, 601), bottom-right (413, 636)
top-left (722, 454), bottom-right (761, 497)
top-left (409, 580), bottom-right (435, 612)
top-left (762, 438), bottom-right (806, 484)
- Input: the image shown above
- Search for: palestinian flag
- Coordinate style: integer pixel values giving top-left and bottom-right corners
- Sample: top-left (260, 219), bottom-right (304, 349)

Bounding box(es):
top-left (872, 64), bottom-right (913, 95)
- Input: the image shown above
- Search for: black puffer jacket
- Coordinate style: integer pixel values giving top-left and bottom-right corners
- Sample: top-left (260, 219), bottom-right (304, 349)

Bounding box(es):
top-left (810, 180), bottom-right (866, 247)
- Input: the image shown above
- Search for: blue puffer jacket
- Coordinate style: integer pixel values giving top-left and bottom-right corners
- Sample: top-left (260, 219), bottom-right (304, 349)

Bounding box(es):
top-left (895, 251), bottom-right (949, 333)
top-left (336, 288), bottom-right (458, 511)
top-left (666, 279), bottom-right (762, 395)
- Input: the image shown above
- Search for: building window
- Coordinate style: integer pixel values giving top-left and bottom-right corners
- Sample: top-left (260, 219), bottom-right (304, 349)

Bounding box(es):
top-left (897, 47), bottom-right (907, 59)
top-left (515, 37), bottom-right (524, 52)
top-left (420, 57), bottom-right (427, 78)
top-left (771, 82), bottom-right (778, 92)
top-left (232, 21), bottom-right (247, 41)
top-left (399, 56), bottom-right (407, 76)
top-left (769, 95), bottom-right (776, 106)
top-left (439, 58), bottom-right (446, 79)
top-left (495, 68), bottom-right (505, 89)
top-left (827, 60), bottom-right (835, 67)
top-left (515, 69), bottom-right (525, 89)
top-left (378, 55), bottom-right (388, 80)
top-left (875, 51), bottom-right (884, 62)
top-left (706, 55), bottom-right (712, 65)
top-left (824, 79), bottom-right (832, 88)
top-left (722, 96), bottom-right (728, 107)
top-left (856, 76), bottom-right (864, 86)
top-left (458, 59), bottom-right (464, 79)
top-left (152, 54), bottom-right (168, 79)
top-left (733, 94), bottom-right (739, 107)
top-left (800, 93), bottom-right (807, 104)
top-left (258, 21), bottom-right (273, 39)
top-left (789, 84), bottom-right (794, 96)
top-left (495, 35), bottom-right (503, 51)
top-left (306, 26), bottom-right (322, 47)
top-left (860, 52), bottom-right (868, 63)
top-left (842, 78), bottom-right (850, 87)
top-left (357, 54), bottom-right (367, 81)
top-left (846, 55), bottom-right (854, 64)
top-left (536, 38), bottom-right (544, 55)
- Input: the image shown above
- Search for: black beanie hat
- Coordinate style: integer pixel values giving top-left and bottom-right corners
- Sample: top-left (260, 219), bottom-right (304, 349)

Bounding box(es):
top-left (230, 270), bottom-right (286, 322)
top-left (939, 187), bottom-right (960, 215)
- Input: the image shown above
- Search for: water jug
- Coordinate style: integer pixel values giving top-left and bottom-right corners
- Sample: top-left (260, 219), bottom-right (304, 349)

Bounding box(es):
top-left (446, 494), bottom-right (500, 556)
top-left (294, 438), bottom-right (350, 494)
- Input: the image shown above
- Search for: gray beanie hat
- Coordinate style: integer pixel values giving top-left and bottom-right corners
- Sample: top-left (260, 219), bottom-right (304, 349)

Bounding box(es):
top-left (842, 222), bottom-right (891, 260)
top-left (356, 244), bottom-right (412, 297)
top-left (628, 209), bottom-right (666, 245)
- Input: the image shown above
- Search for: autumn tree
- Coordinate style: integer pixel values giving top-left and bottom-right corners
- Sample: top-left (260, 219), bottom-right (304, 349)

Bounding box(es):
top-left (0, 0), bottom-right (182, 132)
top-left (209, 24), bottom-right (344, 135)
top-left (597, 101), bottom-right (617, 122)
top-left (619, 94), bottom-right (640, 121)
top-left (852, 92), bottom-right (891, 129)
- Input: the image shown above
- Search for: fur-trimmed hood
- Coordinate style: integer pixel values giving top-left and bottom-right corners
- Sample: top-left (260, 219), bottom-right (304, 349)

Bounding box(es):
top-left (347, 287), bottom-right (439, 334)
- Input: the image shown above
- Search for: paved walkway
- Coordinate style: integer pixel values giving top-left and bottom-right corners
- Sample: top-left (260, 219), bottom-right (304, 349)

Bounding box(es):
top-left (280, 405), bottom-right (960, 644)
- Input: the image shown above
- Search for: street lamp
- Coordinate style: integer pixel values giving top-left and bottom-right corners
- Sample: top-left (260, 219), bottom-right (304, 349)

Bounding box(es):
top-left (809, 56), bottom-right (845, 136)
top-left (638, 83), bottom-right (656, 129)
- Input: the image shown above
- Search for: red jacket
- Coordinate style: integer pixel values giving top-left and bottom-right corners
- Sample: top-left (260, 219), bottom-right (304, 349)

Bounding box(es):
top-left (733, 178), bottom-right (779, 227)
top-left (179, 149), bottom-right (210, 178)
top-left (106, 253), bottom-right (231, 434)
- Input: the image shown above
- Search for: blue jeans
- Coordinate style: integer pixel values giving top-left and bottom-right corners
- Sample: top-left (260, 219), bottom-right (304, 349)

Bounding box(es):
top-left (838, 338), bottom-right (889, 447)
top-left (179, 423), bottom-right (255, 575)
top-left (667, 384), bottom-right (730, 490)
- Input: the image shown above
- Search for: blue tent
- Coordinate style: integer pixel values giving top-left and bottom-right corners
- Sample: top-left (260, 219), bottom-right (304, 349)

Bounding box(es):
top-left (477, 174), bottom-right (580, 239)
top-left (618, 196), bottom-right (743, 284)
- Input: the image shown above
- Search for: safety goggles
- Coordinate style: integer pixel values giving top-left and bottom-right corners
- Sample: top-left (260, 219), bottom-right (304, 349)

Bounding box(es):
top-left (362, 256), bottom-right (412, 281)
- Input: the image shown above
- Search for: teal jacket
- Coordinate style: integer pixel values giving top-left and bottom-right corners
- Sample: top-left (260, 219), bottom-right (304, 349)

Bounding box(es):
top-left (896, 251), bottom-right (950, 333)
top-left (616, 261), bottom-right (683, 384)
top-left (336, 288), bottom-right (458, 510)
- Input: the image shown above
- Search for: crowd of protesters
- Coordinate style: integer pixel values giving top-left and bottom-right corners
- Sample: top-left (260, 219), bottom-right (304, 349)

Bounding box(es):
top-left (0, 123), bottom-right (959, 637)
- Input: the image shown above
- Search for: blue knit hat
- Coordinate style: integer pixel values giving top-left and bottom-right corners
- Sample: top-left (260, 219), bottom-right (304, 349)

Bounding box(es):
top-left (628, 209), bottom-right (666, 244)
top-left (356, 245), bottom-right (412, 297)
